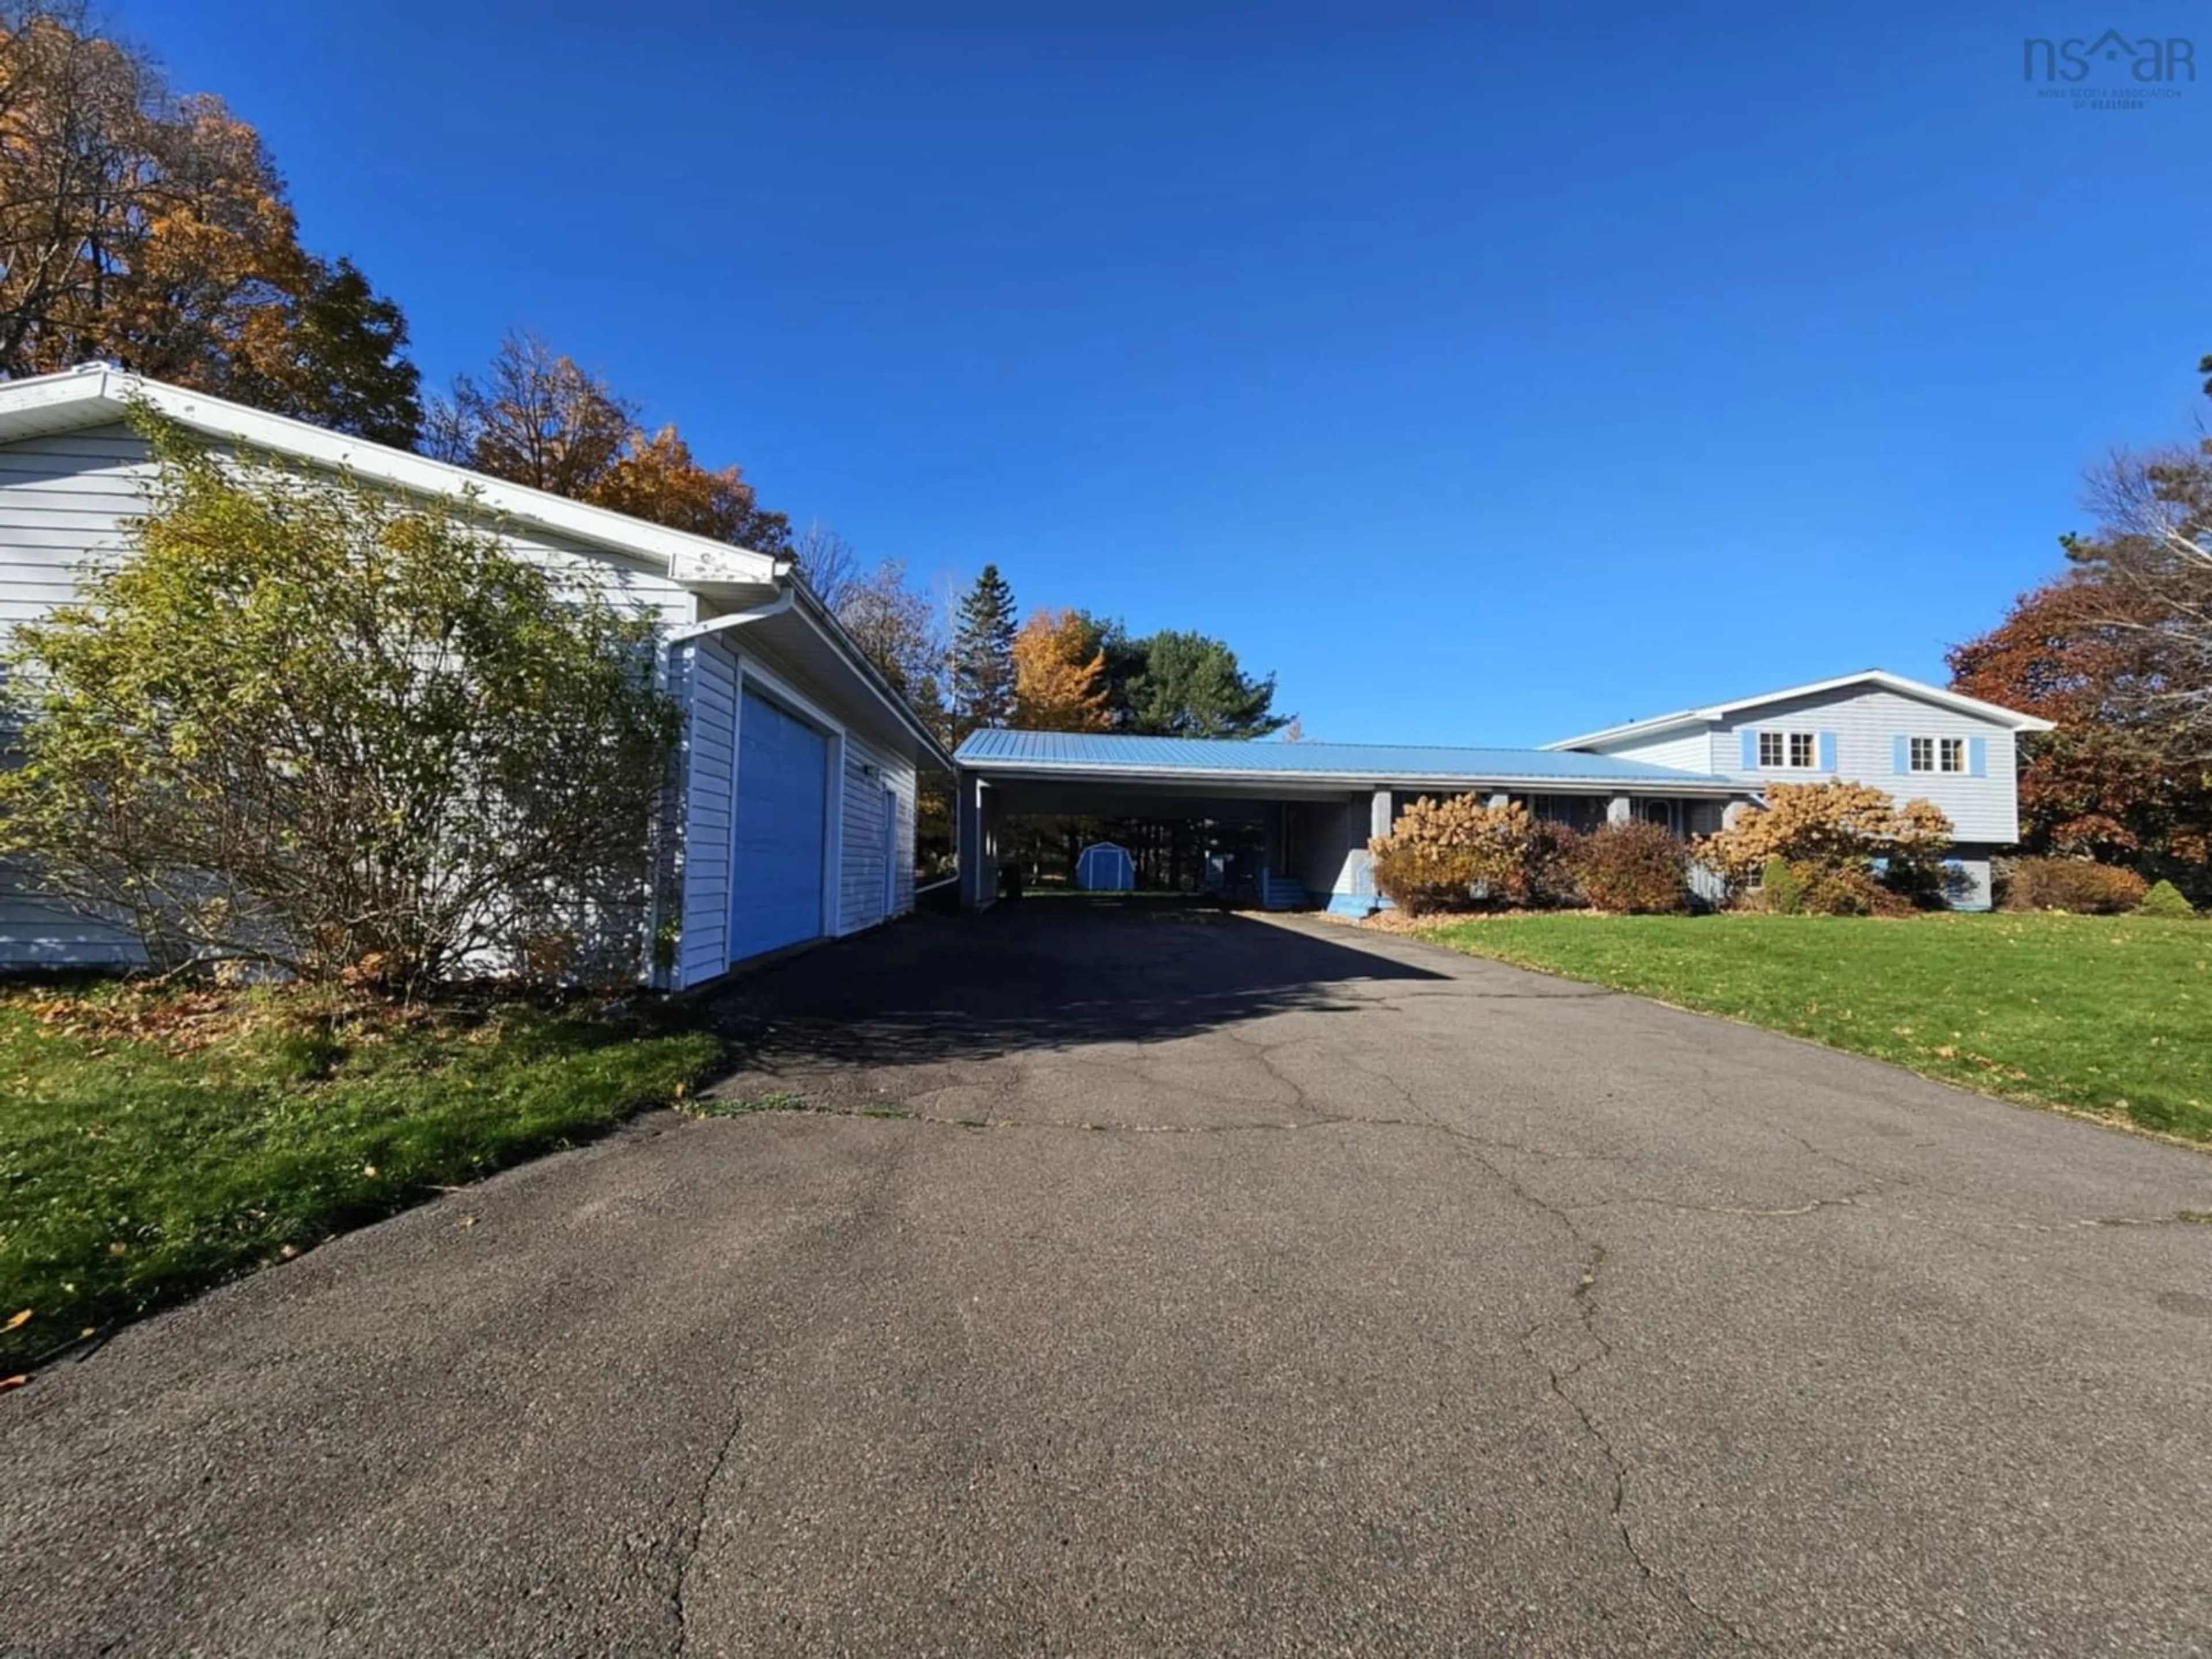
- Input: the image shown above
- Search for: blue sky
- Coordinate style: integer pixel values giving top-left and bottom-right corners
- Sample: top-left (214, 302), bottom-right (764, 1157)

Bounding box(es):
top-left (108, 0), bottom-right (2210, 744)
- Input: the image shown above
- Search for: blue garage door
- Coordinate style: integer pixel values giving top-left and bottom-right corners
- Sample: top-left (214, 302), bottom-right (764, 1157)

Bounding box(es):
top-left (730, 687), bottom-right (830, 961)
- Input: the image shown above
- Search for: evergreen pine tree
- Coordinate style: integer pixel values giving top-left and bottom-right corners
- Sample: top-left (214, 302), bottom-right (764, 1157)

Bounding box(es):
top-left (950, 564), bottom-right (1017, 740)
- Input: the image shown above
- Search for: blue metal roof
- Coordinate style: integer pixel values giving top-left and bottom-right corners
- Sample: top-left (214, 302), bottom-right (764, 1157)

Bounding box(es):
top-left (955, 729), bottom-right (1735, 789)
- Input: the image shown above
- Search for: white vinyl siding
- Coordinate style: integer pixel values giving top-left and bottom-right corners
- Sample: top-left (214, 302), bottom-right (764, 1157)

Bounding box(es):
top-left (674, 637), bottom-right (740, 989)
top-left (0, 884), bottom-right (143, 970)
top-left (665, 631), bottom-right (920, 987)
top-left (838, 729), bottom-right (916, 934)
top-left (1586, 730), bottom-right (1711, 774)
top-left (1710, 687), bottom-right (2021, 843)
top-left (0, 427), bottom-right (147, 633)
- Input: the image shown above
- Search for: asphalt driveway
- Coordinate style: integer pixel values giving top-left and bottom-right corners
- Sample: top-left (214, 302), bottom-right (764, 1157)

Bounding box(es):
top-left (5, 901), bottom-right (2210, 1656)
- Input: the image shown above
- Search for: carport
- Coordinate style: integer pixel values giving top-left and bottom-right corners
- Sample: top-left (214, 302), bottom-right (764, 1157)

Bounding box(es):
top-left (953, 730), bottom-right (1749, 913)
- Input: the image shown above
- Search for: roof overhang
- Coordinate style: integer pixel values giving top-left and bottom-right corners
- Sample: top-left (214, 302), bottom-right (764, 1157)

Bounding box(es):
top-left (959, 756), bottom-right (1745, 798)
top-left (0, 365), bottom-right (956, 772)
top-left (1544, 669), bottom-right (2056, 749)
top-left (687, 585), bottom-right (952, 771)
top-left (0, 365), bottom-right (786, 588)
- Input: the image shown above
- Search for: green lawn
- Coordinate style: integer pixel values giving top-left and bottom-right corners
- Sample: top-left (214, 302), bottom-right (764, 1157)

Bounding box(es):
top-left (1416, 912), bottom-right (2211, 1143)
top-left (0, 983), bottom-right (719, 1373)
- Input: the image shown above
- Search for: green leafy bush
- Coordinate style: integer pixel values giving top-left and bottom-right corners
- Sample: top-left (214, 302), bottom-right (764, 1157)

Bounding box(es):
top-left (1571, 819), bottom-right (1691, 914)
top-left (0, 415), bottom-right (681, 991)
top-left (2002, 857), bottom-right (2150, 915)
top-left (1759, 856), bottom-right (1804, 915)
top-left (2138, 879), bottom-right (2196, 918)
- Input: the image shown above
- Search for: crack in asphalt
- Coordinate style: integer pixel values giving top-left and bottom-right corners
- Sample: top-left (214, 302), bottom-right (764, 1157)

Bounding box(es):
top-left (2013, 1210), bottom-right (2212, 1233)
top-left (1581, 1188), bottom-right (1880, 1220)
top-left (661, 1134), bottom-right (920, 1657)
top-left (670, 1393), bottom-right (744, 1657)
top-left (1525, 1241), bottom-right (1771, 1653)
top-left (702, 984), bottom-right (2053, 1657)
top-left (1306, 1036), bottom-right (1775, 1650)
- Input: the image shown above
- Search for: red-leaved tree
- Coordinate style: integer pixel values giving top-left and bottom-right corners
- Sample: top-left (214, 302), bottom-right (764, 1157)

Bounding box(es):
top-left (1947, 574), bottom-right (2210, 866)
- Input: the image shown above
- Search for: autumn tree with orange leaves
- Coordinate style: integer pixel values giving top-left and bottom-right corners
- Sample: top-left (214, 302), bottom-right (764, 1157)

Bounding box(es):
top-left (1012, 608), bottom-right (1111, 732)
top-left (426, 330), bottom-right (793, 558)
top-left (0, 5), bottom-right (421, 443)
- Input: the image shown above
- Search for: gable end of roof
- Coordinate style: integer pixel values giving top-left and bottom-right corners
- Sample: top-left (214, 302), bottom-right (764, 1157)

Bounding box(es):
top-left (1545, 669), bottom-right (2055, 749)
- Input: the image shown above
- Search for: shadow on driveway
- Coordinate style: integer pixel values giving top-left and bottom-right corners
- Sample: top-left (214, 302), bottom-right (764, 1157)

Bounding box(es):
top-left (698, 899), bottom-right (1447, 1078)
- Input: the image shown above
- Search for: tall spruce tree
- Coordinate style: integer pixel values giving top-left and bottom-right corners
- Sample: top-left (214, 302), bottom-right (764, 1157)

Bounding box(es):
top-left (950, 564), bottom-right (1017, 741)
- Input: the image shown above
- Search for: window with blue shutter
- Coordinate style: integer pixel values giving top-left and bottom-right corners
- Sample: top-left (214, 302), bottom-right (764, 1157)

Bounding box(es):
top-left (1740, 729), bottom-right (1759, 769)
top-left (1968, 736), bottom-right (1986, 778)
top-left (1892, 735), bottom-right (1910, 775)
top-left (1817, 732), bottom-right (1836, 773)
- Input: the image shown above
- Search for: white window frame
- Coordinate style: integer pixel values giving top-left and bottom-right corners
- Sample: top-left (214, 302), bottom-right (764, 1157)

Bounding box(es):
top-left (1938, 737), bottom-right (1965, 774)
top-left (1787, 732), bottom-right (1816, 769)
top-left (1909, 736), bottom-right (1936, 772)
top-left (1758, 730), bottom-right (1786, 767)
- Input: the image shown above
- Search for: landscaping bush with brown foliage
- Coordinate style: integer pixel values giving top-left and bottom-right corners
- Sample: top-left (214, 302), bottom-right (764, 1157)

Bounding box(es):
top-left (2002, 857), bottom-right (2150, 915)
top-left (1792, 861), bottom-right (1918, 918)
top-left (1571, 819), bottom-right (1691, 914)
top-left (1369, 796), bottom-right (1537, 915)
top-left (1699, 781), bottom-right (1952, 906)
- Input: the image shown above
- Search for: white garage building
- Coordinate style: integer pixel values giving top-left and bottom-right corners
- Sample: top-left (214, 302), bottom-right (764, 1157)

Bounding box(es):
top-left (0, 366), bottom-right (949, 988)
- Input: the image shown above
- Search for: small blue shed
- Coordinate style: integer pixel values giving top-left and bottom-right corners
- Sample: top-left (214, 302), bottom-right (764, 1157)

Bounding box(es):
top-left (1075, 841), bottom-right (1136, 893)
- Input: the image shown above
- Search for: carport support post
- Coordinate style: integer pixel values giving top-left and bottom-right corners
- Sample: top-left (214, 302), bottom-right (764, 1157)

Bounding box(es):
top-left (1607, 795), bottom-right (1633, 825)
top-left (959, 773), bottom-right (995, 910)
top-left (1370, 789), bottom-right (1392, 843)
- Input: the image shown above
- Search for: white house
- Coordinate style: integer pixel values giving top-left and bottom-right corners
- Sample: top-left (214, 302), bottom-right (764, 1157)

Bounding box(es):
top-left (0, 365), bottom-right (950, 985)
top-left (1545, 670), bottom-right (2058, 908)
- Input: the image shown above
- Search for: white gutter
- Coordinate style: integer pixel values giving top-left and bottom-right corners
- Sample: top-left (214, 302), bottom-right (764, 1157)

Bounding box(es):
top-left (785, 582), bottom-right (956, 770)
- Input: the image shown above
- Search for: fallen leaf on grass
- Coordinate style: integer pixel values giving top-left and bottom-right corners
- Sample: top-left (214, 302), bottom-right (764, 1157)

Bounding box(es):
top-left (0, 1376), bottom-right (25, 1393)
top-left (3, 1309), bottom-right (28, 1332)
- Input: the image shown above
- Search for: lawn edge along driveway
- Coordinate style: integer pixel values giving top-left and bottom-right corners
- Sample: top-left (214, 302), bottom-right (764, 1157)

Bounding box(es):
top-left (0, 982), bottom-right (721, 1374)
top-left (1411, 911), bottom-right (2212, 1149)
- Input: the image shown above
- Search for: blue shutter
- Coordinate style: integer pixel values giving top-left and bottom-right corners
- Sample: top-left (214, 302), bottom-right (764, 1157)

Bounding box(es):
top-left (1892, 736), bottom-right (1910, 775)
top-left (1968, 736), bottom-right (1987, 778)
top-left (1817, 731), bottom-right (1836, 773)
top-left (1740, 729), bottom-right (1760, 768)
